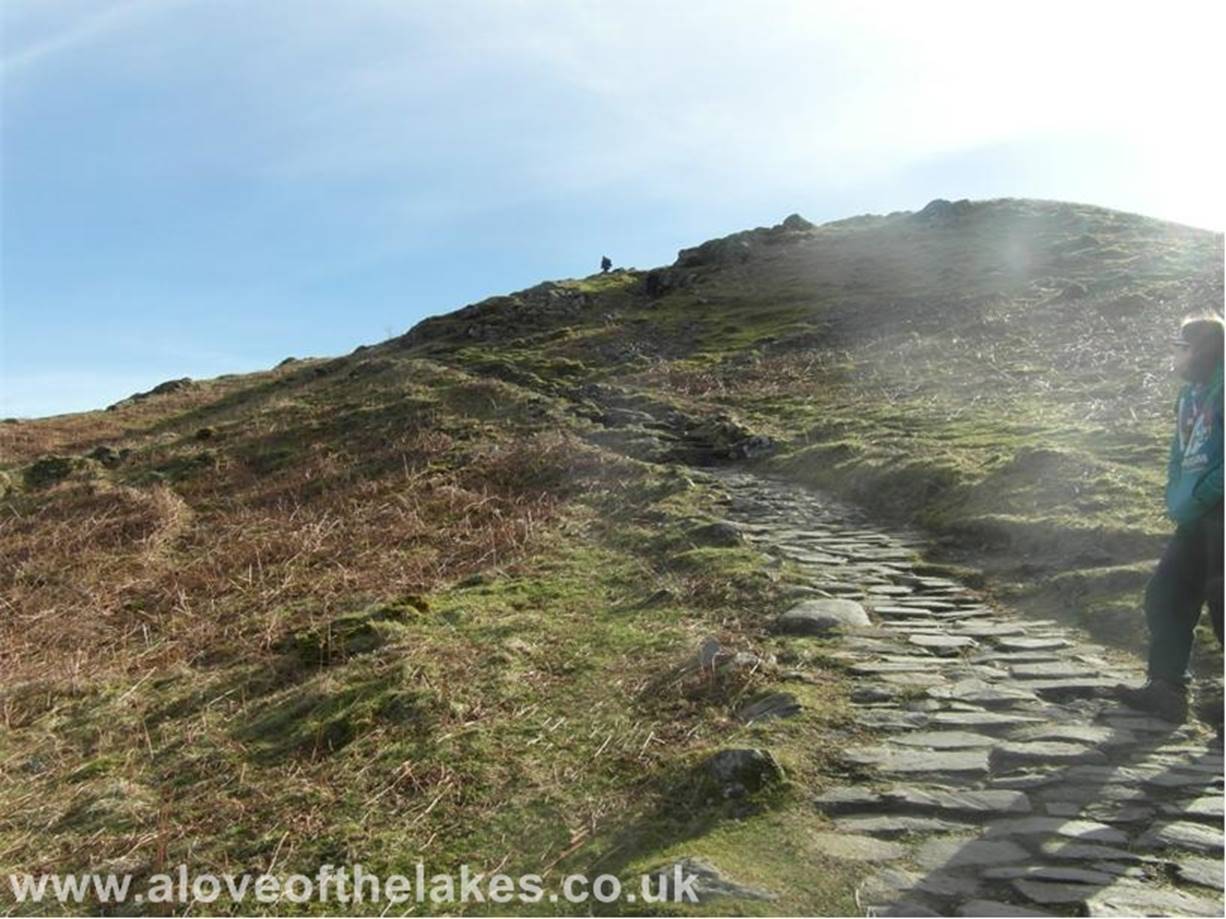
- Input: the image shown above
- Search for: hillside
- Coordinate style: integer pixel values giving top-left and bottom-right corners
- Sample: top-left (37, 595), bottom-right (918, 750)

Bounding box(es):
top-left (1, 198), bottom-right (1222, 915)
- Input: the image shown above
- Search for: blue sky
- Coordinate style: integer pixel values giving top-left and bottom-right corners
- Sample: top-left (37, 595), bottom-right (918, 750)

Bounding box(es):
top-left (3, 0), bottom-right (1223, 418)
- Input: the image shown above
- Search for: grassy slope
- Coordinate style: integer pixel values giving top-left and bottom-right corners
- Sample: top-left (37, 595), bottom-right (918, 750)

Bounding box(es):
top-left (1, 354), bottom-right (863, 915)
top-left (1, 197), bottom-right (1222, 914)
top-left (387, 198), bottom-right (1223, 650)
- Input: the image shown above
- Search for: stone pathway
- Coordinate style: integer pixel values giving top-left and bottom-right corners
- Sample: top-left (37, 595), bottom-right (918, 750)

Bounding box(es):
top-left (710, 468), bottom-right (1225, 917)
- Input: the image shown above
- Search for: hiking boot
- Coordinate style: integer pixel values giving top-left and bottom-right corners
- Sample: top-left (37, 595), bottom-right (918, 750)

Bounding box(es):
top-left (1113, 678), bottom-right (1188, 724)
top-left (1193, 684), bottom-right (1224, 735)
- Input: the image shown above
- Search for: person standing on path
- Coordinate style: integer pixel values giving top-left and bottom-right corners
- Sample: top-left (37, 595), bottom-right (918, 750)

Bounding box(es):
top-left (1116, 315), bottom-right (1224, 727)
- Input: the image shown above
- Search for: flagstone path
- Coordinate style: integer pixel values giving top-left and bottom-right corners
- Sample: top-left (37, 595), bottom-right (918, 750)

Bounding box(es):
top-left (711, 468), bottom-right (1225, 917)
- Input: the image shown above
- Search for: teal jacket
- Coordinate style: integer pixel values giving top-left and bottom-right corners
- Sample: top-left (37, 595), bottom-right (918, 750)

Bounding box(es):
top-left (1166, 362), bottom-right (1224, 526)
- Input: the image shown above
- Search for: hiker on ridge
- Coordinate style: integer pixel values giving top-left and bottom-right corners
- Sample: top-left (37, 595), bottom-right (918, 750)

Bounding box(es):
top-left (1115, 315), bottom-right (1224, 726)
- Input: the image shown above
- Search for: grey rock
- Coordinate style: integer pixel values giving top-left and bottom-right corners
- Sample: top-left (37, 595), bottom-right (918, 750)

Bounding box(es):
top-left (1037, 841), bottom-right (1152, 863)
top-left (687, 521), bottom-right (744, 547)
top-left (1026, 678), bottom-right (1120, 700)
top-left (1135, 820), bottom-right (1224, 854)
top-left (852, 684), bottom-right (899, 703)
top-left (648, 857), bottom-right (776, 902)
top-left (1044, 802), bottom-right (1154, 824)
top-left (1141, 770), bottom-right (1221, 789)
top-left (1013, 879), bottom-right (1106, 905)
top-left (1098, 714), bottom-right (1185, 734)
top-left (834, 814), bottom-right (967, 836)
top-left (914, 836), bottom-right (1029, 869)
top-left (993, 637), bottom-right (1070, 652)
top-left (1159, 795), bottom-right (1224, 820)
top-left (982, 865), bottom-right (1117, 884)
top-left (972, 651), bottom-right (1067, 665)
top-left (908, 633), bottom-right (978, 653)
top-left (930, 679), bottom-right (1039, 707)
top-left (810, 832), bottom-right (910, 862)
top-left (984, 817), bottom-right (1128, 845)
top-left (1085, 885), bottom-right (1224, 917)
top-left (703, 748), bottom-right (782, 796)
top-left (930, 711), bottom-right (1044, 729)
top-left (872, 606), bottom-right (940, 619)
top-left (1035, 783), bottom-right (1149, 805)
top-left (990, 741), bottom-right (1106, 769)
top-left (849, 661), bottom-right (937, 674)
top-left (735, 692), bottom-right (801, 724)
top-left (1008, 724), bottom-right (1135, 747)
top-left (853, 710), bottom-right (930, 731)
top-left (1087, 862), bottom-right (1146, 879)
top-left (1177, 856), bottom-right (1225, 890)
top-left (775, 598), bottom-right (869, 634)
top-left (953, 623), bottom-right (1029, 637)
top-left (890, 730), bottom-right (999, 749)
top-left (860, 865), bottom-right (982, 902)
top-left (843, 745), bottom-right (989, 776)
top-left (877, 671), bottom-right (950, 688)
top-left (885, 786), bottom-right (1032, 816)
top-left (867, 585), bottom-right (914, 596)
top-left (956, 900), bottom-right (1054, 917)
top-left (1009, 662), bottom-right (1098, 679)
top-left (813, 787), bottom-right (884, 812)
top-left (868, 901), bottom-right (942, 917)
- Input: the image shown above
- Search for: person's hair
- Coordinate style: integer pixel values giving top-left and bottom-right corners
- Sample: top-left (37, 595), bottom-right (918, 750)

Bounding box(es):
top-left (1180, 314), bottom-right (1225, 383)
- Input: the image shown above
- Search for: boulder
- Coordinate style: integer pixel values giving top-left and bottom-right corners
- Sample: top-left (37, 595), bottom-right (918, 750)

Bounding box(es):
top-left (703, 748), bottom-right (782, 797)
top-left (775, 599), bottom-right (870, 634)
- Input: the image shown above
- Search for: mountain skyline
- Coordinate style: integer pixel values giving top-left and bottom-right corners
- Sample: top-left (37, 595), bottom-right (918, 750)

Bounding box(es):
top-left (3, 1), bottom-right (1224, 418)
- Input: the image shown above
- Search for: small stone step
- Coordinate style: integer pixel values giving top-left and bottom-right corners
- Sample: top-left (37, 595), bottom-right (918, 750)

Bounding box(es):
top-left (883, 786), bottom-right (1032, 816)
top-left (809, 832), bottom-right (910, 862)
top-left (1135, 821), bottom-right (1224, 854)
top-left (843, 745), bottom-right (990, 776)
top-left (1158, 795), bottom-right (1223, 820)
top-left (834, 814), bottom-right (967, 837)
top-left (984, 817), bottom-right (1128, 845)
top-left (1177, 856), bottom-right (1226, 891)
top-left (989, 741), bottom-right (1107, 769)
top-left (913, 836), bottom-right (1029, 869)
top-left (908, 634), bottom-right (979, 653)
top-left (890, 731), bottom-right (1000, 750)
top-left (956, 900), bottom-right (1054, 917)
top-left (930, 711), bottom-right (1044, 729)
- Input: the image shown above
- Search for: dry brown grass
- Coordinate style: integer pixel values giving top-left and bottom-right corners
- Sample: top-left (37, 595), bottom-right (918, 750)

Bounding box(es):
top-left (0, 423), bottom-right (627, 690)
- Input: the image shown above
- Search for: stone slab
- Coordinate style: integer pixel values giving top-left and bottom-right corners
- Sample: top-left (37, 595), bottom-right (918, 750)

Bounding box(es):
top-left (990, 741), bottom-right (1107, 768)
top-left (776, 598), bottom-right (870, 633)
top-left (993, 637), bottom-right (1071, 652)
top-left (1009, 662), bottom-right (1098, 679)
top-left (1159, 795), bottom-right (1224, 820)
top-left (1177, 856), bottom-right (1226, 891)
top-left (984, 817), bottom-right (1128, 845)
top-left (909, 634), bottom-right (978, 651)
top-left (914, 836), bottom-right (1029, 870)
top-left (810, 832), bottom-right (909, 862)
top-left (1135, 821), bottom-right (1224, 854)
top-left (930, 711), bottom-right (1044, 729)
top-left (956, 900), bottom-right (1054, 917)
top-left (1085, 885), bottom-right (1225, 917)
top-left (843, 746), bottom-right (989, 776)
top-left (890, 730), bottom-right (1000, 749)
top-left (885, 786), bottom-right (1032, 816)
top-left (834, 814), bottom-right (967, 837)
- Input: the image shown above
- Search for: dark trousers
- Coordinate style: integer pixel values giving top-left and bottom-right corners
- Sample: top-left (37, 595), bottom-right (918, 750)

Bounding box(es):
top-left (1145, 503), bottom-right (1225, 684)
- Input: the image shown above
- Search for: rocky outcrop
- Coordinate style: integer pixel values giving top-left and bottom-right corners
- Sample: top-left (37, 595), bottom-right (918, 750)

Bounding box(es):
top-left (674, 213), bottom-right (816, 269)
top-left (397, 280), bottom-right (599, 347)
top-left (106, 377), bottom-right (194, 411)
